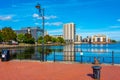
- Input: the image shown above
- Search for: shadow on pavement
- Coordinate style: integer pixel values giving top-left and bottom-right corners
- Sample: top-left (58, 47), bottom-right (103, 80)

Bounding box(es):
top-left (87, 73), bottom-right (94, 78)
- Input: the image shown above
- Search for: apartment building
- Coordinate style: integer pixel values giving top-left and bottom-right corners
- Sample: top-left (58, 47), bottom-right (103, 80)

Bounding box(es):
top-left (63, 23), bottom-right (75, 43)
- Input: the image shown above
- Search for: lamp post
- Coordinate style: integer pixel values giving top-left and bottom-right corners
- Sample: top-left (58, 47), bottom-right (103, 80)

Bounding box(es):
top-left (35, 3), bottom-right (45, 61)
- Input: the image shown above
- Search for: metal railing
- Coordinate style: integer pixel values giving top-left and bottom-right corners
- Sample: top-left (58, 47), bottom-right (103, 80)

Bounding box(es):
top-left (1, 49), bottom-right (120, 65)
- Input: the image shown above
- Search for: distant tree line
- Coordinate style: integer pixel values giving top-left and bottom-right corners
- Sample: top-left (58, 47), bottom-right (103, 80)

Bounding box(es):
top-left (17, 33), bottom-right (35, 44)
top-left (0, 27), bottom-right (35, 44)
top-left (0, 27), bottom-right (65, 44)
top-left (38, 35), bottom-right (65, 44)
top-left (111, 39), bottom-right (117, 43)
top-left (0, 27), bottom-right (16, 42)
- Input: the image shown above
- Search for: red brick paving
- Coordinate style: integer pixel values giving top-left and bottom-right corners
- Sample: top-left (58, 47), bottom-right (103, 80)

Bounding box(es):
top-left (0, 61), bottom-right (120, 80)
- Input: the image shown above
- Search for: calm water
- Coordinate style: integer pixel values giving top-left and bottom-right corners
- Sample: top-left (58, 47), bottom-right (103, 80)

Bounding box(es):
top-left (7, 43), bottom-right (120, 64)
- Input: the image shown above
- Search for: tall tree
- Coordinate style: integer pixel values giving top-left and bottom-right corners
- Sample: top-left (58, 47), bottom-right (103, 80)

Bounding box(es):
top-left (24, 33), bottom-right (35, 44)
top-left (25, 33), bottom-right (32, 39)
top-left (44, 35), bottom-right (52, 43)
top-left (2, 27), bottom-right (17, 41)
top-left (17, 33), bottom-right (25, 43)
top-left (38, 36), bottom-right (43, 44)
top-left (57, 37), bottom-right (65, 43)
top-left (51, 37), bottom-right (57, 43)
top-left (0, 30), bottom-right (3, 42)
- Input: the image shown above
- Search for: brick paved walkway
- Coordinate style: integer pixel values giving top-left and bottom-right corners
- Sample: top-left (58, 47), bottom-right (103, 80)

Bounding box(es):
top-left (0, 61), bottom-right (120, 80)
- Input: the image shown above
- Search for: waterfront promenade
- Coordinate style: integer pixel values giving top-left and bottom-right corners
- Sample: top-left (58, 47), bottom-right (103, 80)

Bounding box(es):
top-left (0, 44), bottom-right (36, 49)
top-left (0, 60), bottom-right (120, 80)
top-left (0, 43), bottom-right (63, 49)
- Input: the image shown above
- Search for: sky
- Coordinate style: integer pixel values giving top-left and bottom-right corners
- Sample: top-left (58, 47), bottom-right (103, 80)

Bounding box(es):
top-left (0, 0), bottom-right (120, 40)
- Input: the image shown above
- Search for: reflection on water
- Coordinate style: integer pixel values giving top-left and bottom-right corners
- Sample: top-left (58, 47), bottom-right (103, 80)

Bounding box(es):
top-left (11, 46), bottom-right (63, 61)
top-left (7, 43), bottom-right (120, 64)
top-left (10, 44), bottom-right (114, 60)
top-left (90, 48), bottom-right (109, 53)
top-left (63, 44), bottom-right (75, 61)
top-left (76, 44), bottom-right (110, 53)
top-left (12, 47), bottom-right (35, 59)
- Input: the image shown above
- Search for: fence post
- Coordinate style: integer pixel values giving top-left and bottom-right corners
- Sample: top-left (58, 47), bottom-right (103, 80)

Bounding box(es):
top-left (20, 49), bottom-right (21, 61)
top-left (9, 49), bottom-right (11, 60)
top-left (54, 50), bottom-right (55, 62)
top-left (81, 55), bottom-right (83, 63)
top-left (103, 57), bottom-right (104, 63)
top-left (46, 53), bottom-right (47, 61)
top-left (112, 51), bottom-right (114, 65)
top-left (80, 51), bottom-right (83, 63)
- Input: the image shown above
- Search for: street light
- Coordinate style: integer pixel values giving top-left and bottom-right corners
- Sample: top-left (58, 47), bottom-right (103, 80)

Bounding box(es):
top-left (35, 3), bottom-right (45, 61)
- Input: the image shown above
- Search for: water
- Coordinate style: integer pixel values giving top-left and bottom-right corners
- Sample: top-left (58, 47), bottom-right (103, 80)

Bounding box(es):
top-left (6, 43), bottom-right (120, 64)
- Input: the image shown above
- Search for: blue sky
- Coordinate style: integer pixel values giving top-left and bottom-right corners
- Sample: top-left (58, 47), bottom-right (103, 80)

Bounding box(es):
top-left (0, 0), bottom-right (120, 40)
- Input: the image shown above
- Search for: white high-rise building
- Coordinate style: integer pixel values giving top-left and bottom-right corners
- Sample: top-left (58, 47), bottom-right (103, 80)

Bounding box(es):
top-left (63, 23), bottom-right (75, 42)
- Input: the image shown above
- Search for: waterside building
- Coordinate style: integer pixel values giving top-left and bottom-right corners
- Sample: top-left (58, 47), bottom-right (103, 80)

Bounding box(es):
top-left (15, 27), bottom-right (42, 41)
top-left (91, 34), bottom-right (111, 44)
top-left (63, 23), bottom-right (76, 43)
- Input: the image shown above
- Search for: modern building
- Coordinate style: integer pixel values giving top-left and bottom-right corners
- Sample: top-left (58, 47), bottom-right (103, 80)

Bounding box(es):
top-left (91, 34), bottom-right (111, 44)
top-left (15, 27), bottom-right (42, 41)
top-left (75, 35), bottom-right (82, 42)
top-left (63, 23), bottom-right (75, 43)
top-left (86, 36), bottom-right (91, 43)
top-left (82, 36), bottom-right (91, 43)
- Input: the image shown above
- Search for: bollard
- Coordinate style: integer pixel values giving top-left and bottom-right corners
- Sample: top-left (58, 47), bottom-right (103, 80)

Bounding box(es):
top-left (92, 66), bottom-right (102, 80)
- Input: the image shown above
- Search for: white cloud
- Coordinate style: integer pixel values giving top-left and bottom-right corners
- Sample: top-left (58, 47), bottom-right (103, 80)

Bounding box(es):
top-left (117, 19), bottom-right (120, 22)
top-left (44, 15), bottom-right (57, 20)
top-left (0, 15), bottom-right (12, 21)
top-left (33, 13), bottom-right (39, 18)
top-left (33, 13), bottom-right (57, 20)
top-left (110, 26), bottom-right (120, 29)
top-left (45, 22), bottom-right (63, 26)
top-left (34, 22), bottom-right (63, 26)
top-left (35, 22), bottom-right (40, 25)
top-left (48, 29), bottom-right (63, 35)
top-left (33, 13), bottom-right (42, 19)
